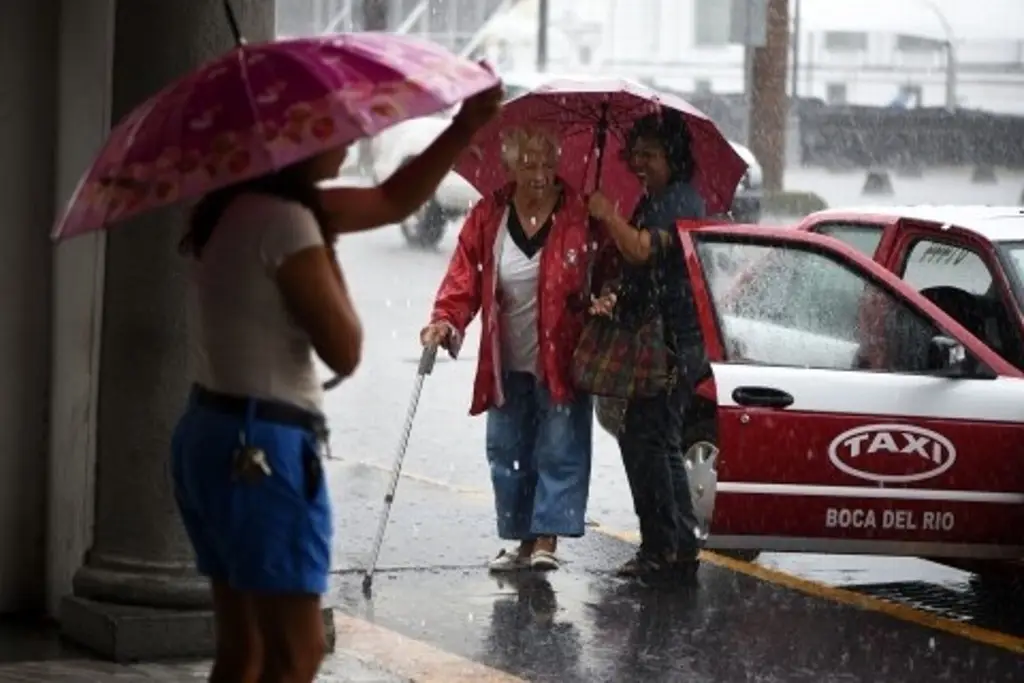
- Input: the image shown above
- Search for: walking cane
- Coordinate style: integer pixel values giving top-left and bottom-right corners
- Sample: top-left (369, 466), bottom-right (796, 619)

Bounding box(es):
top-left (362, 343), bottom-right (439, 597)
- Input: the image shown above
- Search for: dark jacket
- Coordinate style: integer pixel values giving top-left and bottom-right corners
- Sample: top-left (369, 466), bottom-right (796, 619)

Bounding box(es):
top-left (616, 180), bottom-right (706, 378)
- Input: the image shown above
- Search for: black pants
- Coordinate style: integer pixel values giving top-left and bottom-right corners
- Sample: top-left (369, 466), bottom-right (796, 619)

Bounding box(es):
top-left (617, 338), bottom-right (705, 562)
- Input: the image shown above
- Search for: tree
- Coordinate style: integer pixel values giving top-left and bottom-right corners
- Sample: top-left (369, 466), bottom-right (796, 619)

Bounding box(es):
top-left (749, 0), bottom-right (789, 192)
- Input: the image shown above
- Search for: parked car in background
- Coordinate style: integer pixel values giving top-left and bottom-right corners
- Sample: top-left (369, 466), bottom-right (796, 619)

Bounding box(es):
top-left (667, 210), bottom-right (1024, 584)
top-left (369, 71), bottom-right (764, 248)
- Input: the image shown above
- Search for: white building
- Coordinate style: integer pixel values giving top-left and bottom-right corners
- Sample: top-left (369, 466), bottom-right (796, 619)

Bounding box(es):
top-left (477, 0), bottom-right (1024, 114)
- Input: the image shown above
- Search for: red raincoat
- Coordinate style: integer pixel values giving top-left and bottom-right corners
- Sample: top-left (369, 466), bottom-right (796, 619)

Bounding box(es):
top-left (428, 183), bottom-right (598, 415)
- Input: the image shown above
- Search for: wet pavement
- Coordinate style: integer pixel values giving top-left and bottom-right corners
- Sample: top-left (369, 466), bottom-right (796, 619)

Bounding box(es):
top-left (5, 166), bottom-right (1024, 681)
top-left (325, 464), bottom-right (1024, 682)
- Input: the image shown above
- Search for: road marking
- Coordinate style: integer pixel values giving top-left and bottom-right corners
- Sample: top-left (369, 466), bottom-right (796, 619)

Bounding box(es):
top-left (592, 524), bottom-right (1024, 656)
top-left (336, 613), bottom-right (527, 682)
top-left (342, 457), bottom-right (1024, 656)
top-left (341, 458), bottom-right (489, 498)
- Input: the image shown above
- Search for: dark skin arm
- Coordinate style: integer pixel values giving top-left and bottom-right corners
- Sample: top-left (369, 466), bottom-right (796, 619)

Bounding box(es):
top-left (320, 83), bottom-right (503, 235)
top-left (587, 190), bottom-right (654, 265)
top-left (275, 246), bottom-right (363, 379)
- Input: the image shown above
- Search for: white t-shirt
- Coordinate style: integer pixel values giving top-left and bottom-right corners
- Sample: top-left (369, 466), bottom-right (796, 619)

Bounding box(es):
top-left (497, 213), bottom-right (541, 374)
top-left (190, 193), bottom-right (326, 413)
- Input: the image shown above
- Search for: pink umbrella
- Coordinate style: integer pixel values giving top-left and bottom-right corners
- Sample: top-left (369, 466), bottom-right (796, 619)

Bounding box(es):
top-left (53, 31), bottom-right (499, 240)
top-left (455, 78), bottom-right (747, 218)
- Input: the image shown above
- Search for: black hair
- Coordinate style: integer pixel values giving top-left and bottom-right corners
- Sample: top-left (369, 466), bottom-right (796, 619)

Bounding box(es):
top-left (626, 108), bottom-right (696, 183)
top-left (180, 160), bottom-right (331, 259)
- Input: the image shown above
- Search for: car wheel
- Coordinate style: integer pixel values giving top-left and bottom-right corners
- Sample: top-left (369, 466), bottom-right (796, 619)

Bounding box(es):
top-left (400, 198), bottom-right (447, 249)
top-left (681, 417), bottom-right (762, 563)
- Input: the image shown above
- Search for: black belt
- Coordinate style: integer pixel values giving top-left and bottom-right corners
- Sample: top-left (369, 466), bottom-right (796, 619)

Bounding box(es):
top-left (193, 385), bottom-right (326, 436)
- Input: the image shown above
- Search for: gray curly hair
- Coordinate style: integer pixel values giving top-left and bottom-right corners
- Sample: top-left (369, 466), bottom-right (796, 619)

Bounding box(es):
top-left (499, 126), bottom-right (561, 171)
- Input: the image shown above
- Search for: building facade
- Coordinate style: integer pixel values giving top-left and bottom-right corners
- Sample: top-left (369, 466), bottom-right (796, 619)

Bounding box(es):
top-left (480, 0), bottom-right (1024, 114)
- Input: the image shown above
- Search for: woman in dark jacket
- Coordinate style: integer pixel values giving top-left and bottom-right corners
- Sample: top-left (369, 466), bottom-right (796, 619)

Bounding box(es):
top-left (587, 109), bottom-right (707, 580)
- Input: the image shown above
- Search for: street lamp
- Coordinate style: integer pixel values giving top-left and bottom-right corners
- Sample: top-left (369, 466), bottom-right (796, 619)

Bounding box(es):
top-left (918, 0), bottom-right (957, 110)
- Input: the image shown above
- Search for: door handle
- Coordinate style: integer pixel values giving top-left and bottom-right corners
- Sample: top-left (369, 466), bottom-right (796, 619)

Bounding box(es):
top-left (731, 386), bottom-right (794, 408)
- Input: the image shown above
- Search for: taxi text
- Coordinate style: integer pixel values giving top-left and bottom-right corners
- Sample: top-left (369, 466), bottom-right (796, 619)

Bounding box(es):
top-left (825, 507), bottom-right (954, 531)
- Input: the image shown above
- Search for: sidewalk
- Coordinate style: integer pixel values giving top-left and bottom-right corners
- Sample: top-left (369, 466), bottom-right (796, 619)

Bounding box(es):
top-left (0, 649), bottom-right (407, 682)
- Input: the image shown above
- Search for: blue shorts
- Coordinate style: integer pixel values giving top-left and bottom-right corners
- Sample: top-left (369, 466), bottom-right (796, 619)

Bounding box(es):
top-left (171, 391), bottom-right (332, 595)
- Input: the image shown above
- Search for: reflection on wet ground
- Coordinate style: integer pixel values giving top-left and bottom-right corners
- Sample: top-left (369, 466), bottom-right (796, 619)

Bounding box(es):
top-left (330, 539), bottom-right (1024, 682)
top-left (324, 461), bottom-right (1024, 681)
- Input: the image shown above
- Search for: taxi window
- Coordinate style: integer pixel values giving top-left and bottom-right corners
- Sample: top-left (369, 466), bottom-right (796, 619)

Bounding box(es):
top-left (901, 240), bottom-right (993, 295)
top-left (699, 238), bottom-right (945, 374)
top-left (812, 222), bottom-right (884, 257)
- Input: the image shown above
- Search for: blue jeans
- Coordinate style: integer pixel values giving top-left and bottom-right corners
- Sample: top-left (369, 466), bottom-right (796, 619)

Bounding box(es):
top-left (171, 389), bottom-right (333, 595)
top-left (485, 372), bottom-right (593, 540)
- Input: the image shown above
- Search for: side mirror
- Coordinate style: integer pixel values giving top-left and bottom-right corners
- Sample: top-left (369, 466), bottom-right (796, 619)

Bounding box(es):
top-left (926, 335), bottom-right (989, 378)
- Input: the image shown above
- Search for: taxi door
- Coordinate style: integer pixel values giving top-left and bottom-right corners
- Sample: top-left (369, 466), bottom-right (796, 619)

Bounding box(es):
top-left (679, 224), bottom-right (1024, 560)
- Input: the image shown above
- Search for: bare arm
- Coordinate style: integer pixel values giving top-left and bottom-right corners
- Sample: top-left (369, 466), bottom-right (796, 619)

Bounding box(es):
top-left (601, 212), bottom-right (654, 265)
top-left (320, 121), bottom-right (476, 235)
top-left (275, 246), bottom-right (363, 379)
top-left (321, 82), bottom-right (504, 235)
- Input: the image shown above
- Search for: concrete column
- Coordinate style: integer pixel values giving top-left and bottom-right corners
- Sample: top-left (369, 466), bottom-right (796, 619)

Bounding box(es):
top-left (47, 0), bottom-right (115, 620)
top-left (0, 0), bottom-right (58, 615)
top-left (60, 0), bottom-right (275, 662)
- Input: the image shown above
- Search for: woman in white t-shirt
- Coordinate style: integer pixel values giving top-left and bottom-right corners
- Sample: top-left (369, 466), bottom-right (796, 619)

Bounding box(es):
top-left (172, 85), bottom-right (501, 683)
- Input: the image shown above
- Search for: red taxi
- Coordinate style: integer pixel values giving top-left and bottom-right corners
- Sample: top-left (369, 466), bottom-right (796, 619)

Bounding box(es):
top-left (671, 218), bottom-right (1024, 577)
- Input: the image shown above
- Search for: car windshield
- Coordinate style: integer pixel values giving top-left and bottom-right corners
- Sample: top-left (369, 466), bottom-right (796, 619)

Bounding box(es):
top-left (996, 241), bottom-right (1024, 310)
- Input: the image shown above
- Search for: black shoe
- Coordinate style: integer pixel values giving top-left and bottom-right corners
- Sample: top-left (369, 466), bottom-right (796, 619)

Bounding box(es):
top-left (672, 556), bottom-right (701, 582)
top-left (616, 552), bottom-right (673, 579)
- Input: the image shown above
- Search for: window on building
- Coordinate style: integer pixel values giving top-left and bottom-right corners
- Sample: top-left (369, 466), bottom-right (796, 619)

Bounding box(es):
top-left (695, 79), bottom-right (713, 95)
top-left (578, 45), bottom-right (593, 65)
top-left (898, 84), bottom-right (923, 107)
top-left (826, 83), bottom-right (848, 105)
top-left (896, 34), bottom-right (945, 53)
top-left (824, 31), bottom-right (868, 52)
top-left (694, 0), bottom-right (731, 47)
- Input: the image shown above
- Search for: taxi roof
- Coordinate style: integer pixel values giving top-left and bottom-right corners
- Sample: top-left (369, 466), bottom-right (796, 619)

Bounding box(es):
top-left (812, 205), bottom-right (1024, 244)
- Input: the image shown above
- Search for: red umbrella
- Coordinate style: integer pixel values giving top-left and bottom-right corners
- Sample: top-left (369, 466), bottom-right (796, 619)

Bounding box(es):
top-left (455, 78), bottom-right (747, 217)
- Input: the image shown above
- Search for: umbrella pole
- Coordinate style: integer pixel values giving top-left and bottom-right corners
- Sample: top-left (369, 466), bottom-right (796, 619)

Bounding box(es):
top-left (223, 0), bottom-right (246, 47)
top-left (591, 101), bottom-right (610, 192)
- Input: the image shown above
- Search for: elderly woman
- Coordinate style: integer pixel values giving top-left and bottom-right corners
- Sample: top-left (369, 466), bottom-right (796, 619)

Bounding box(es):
top-left (420, 126), bottom-right (593, 572)
top-left (587, 109), bottom-right (708, 581)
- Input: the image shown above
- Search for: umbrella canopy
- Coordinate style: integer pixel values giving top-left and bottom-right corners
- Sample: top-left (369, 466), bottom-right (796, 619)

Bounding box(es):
top-left (54, 32), bottom-right (499, 240)
top-left (455, 77), bottom-right (747, 217)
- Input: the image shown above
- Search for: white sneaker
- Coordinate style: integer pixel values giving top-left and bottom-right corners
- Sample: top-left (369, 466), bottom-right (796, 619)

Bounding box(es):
top-left (488, 548), bottom-right (530, 572)
top-left (530, 549), bottom-right (560, 571)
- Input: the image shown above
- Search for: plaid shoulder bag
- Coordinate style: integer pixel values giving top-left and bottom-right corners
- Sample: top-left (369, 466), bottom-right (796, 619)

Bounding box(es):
top-left (571, 240), bottom-right (672, 400)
